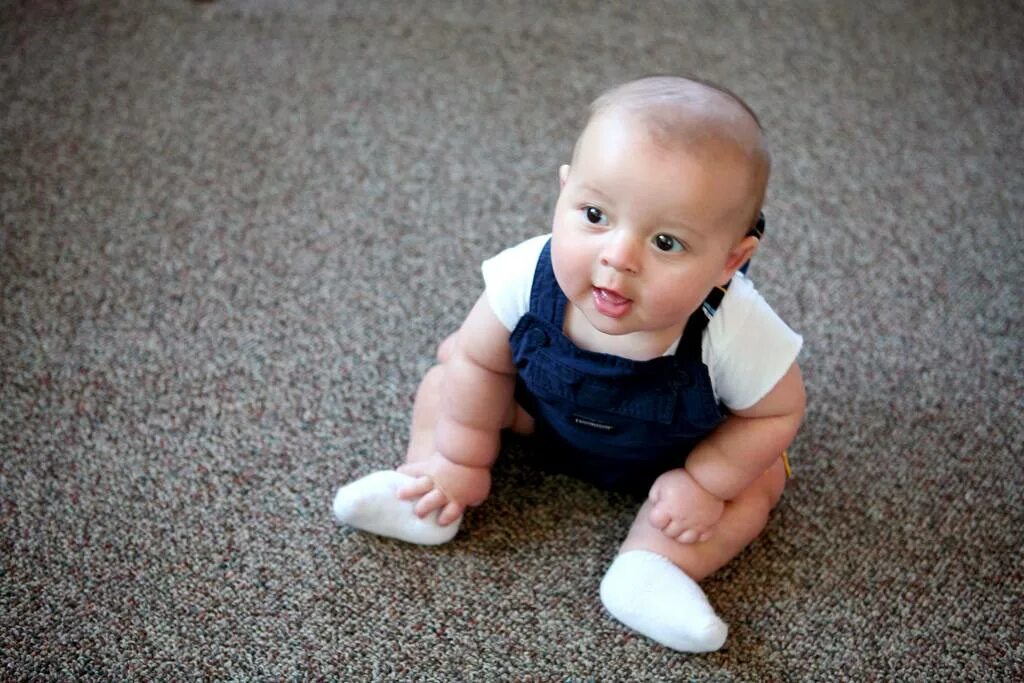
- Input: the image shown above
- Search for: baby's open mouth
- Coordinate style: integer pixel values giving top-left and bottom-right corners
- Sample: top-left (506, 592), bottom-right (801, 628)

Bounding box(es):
top-left (593, 287), bottom-right (632, 318)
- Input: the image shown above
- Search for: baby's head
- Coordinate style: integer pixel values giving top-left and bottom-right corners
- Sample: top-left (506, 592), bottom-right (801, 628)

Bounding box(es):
top-left (571, 75), bottom-right (770, 237)
top-left (550, 76), bottom-right (772, 345)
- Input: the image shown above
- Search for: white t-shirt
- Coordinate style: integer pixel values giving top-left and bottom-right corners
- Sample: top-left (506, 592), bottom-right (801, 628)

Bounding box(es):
top-left (481, 234), bottom-right (803, 411)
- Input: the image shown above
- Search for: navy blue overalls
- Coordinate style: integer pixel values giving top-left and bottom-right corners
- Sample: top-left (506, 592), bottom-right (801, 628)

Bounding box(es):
top-left (508, 216), bottom-right (762, 494)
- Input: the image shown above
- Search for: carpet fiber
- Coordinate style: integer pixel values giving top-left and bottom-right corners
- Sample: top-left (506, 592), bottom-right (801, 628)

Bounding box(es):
top-left (2, 0), bottom-right (1022, 679)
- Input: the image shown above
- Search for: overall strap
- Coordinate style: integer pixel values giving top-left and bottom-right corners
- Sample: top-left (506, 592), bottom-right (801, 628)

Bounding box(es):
top-left (527, 239), bottom-right (569, 324)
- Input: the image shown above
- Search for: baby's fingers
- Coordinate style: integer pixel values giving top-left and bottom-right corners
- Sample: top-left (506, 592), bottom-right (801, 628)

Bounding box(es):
top-left (396, 474), bottom-right (434, 501)
top-left (662, 520), bottom-right (690, 539)
top-left (413, 488), bottom-right (449, 518)
top-left (436, 501), bottom-right (464, 527)
top-left (677, 529), bottom-right (699, 544)
top-left (648, 504), bottom-right (672, 530)
top-left (675, 528), bottom-right (713, 545)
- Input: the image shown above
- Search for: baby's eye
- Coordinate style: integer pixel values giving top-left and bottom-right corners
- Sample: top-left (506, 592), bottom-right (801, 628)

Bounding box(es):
top-left (584, 206), bottom-right (609, 226)
top-left (653, 234), bottom-right (685, 253)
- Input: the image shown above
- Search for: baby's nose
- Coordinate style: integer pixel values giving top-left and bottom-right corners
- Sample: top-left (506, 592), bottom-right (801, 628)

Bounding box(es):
top-left (600, 233), bottom-right (641, 273)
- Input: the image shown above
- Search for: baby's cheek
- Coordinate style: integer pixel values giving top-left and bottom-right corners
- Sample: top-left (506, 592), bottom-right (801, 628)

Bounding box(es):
top-left (551, 248), bottom-right (586, 296)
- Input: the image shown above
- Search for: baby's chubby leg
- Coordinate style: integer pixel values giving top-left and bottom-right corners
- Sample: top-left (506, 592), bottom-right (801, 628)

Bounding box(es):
top-left (334, 329), bottom-right (532, 545)
top-left (600, 458), bottom-right (786, 652)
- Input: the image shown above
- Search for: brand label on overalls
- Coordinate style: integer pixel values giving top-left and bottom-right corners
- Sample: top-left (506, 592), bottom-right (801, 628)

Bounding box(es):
top-left (572, 414), bottom-right (618, 433)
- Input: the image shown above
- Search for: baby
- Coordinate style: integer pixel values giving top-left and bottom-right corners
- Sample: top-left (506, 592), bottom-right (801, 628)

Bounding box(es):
top-left (333, 76), bottom-right (805, 653)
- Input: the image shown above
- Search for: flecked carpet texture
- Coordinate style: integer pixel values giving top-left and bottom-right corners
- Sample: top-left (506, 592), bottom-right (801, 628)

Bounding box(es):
top-left (2, 0), bottom-right (1022, 679)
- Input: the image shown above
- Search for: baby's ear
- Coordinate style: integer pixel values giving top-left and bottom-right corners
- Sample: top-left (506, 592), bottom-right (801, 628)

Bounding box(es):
top-left (718, 235), bottom-right (760, 285)
top-left (559, 164), bottom-right (570, 188)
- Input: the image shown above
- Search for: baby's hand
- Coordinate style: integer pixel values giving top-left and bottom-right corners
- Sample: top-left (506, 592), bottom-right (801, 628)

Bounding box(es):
top-left (648, 468), bottom-right (725, 544)
top-left (396, 454), bottom-right (491, 527)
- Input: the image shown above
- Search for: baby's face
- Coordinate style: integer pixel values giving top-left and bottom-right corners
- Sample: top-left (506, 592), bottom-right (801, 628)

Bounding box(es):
top-left (550, 110), bottom-right (757, 347)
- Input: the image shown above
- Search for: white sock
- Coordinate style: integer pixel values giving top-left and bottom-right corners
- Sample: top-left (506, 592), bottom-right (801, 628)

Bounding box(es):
top-left (599, 550), bottom-right (728, 653)
top-left (332, 470), bottom-right (461, 546)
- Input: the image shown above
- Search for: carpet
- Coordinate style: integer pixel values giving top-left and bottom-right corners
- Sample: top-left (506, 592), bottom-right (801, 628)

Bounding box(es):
top-left (2, 0), bottom-right (1022, 679)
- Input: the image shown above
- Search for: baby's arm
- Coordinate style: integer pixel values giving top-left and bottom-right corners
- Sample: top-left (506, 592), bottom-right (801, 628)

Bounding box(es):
top-left (649, 362), bottom-right (806, 542)
top-left (397, 292), bottom-right (516, 524)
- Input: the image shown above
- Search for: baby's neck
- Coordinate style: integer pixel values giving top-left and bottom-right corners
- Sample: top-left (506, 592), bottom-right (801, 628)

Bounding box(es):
top-left (563, 305), bottom-right (683, 361)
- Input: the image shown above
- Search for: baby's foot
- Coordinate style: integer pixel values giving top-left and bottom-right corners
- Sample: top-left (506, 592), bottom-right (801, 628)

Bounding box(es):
top-left (599, 550), bottom-right (728, 653)
top-left (332, 470), bottom-right (461, 545)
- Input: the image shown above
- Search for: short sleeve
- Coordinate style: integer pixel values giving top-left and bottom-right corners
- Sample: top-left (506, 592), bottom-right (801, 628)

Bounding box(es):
top-left (480, 234), bottom-right (550, 332)
top-left (702, 273), bottom-right (803, 411)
